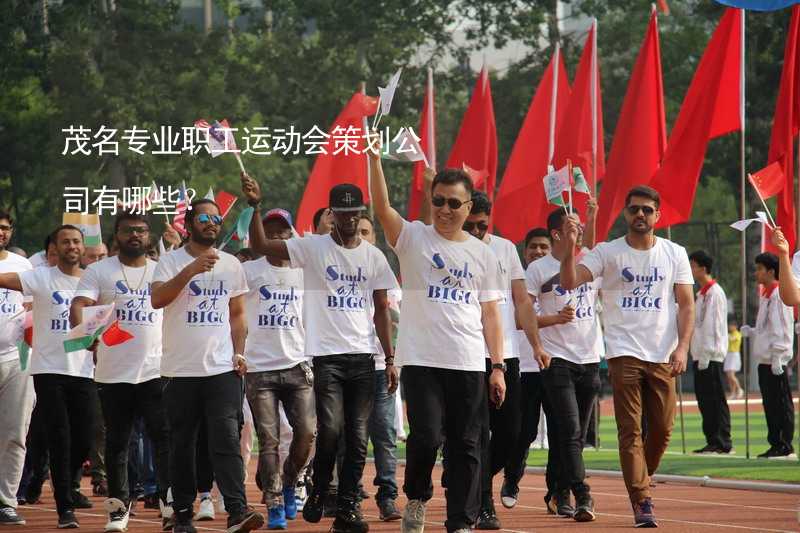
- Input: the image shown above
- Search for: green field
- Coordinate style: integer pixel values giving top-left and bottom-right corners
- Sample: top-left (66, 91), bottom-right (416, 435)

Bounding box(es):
top-left (387, 412), bottom-right (800, 483)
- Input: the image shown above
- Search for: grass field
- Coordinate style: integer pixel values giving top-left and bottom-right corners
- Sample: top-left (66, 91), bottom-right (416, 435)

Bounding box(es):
top-left (387, 412), bottom-right (800, 483)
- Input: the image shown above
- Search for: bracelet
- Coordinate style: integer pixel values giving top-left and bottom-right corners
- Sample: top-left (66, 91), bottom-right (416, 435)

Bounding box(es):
top-left (247, 199), bottom-right (261, 208)
top-left (385, 356), bottom-right (395, 366)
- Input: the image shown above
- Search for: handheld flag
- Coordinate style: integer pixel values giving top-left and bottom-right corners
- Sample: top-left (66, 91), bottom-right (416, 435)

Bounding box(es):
top-left (747, 173), bottom-right (778, 228)
top-left (749, 161), bottom-right (785, 199)
top-left (62, 213), bottom-right (102, 246)
top-left (64, 304), bottom-right (115, 353)
top-left (172, 181), bottom-right (190, 237)
top-left (573, 167), bottom-right (591, 194)
top-left (195, 118), bottom-right (246, 173)
top-left (382, 128), bottom-right (427, 164)
top-left (214, 190), bottom-right (238, 219)
top-left (101, 320), bottom-right (134, 347)
top-left (375, 68), bottom-right (403, 128)
top-left (543, 164), bottom-right (572, 207)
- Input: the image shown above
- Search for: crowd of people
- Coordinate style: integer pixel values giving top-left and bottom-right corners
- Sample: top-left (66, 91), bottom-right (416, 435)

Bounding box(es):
top-left (0, 148), bottom-right (796, 533)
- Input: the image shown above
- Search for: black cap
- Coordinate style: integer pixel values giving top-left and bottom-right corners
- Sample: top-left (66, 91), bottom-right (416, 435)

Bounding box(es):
top-left (329, 183), bottom-right (365, 212)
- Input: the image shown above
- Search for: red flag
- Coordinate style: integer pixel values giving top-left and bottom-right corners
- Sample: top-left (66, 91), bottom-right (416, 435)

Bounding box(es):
top-left (446, 66), bottom-right (498, 198)
top-left (101, 320), bottom-right (134, 347)
top-left (768, 5), bottom-right (800, 251)
top-left (494, 47), bottom-right (571, 242)
top-left (408, 68), bottom-right (437, 220)
top-left (596, 10), bottom-right (667, 242)
top-left (295, 93), bottom-right (379, 231)
top-left (214, 190), bottom-right (237, 219)
top-left (650, 8), bottom-right (743, 227)
top-left (749, 162), bottom-right (787, 199)
top-left (553, 19), bottom-right (605, 219)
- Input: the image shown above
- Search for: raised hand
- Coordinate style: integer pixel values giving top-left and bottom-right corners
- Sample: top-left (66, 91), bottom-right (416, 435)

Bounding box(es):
top-left (188, 248), bottom-right (219, 276)
top-left (772, 227), bottom-right (791, 256)
top-left (240, 172), bottom-right (262, 206)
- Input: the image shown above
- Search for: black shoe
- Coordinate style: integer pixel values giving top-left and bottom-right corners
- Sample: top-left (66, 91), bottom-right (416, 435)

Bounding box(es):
top-left (573, 492), bottom-right (596, 522)
top-left (226, 507), bottom-right (265, 533)
top-left (173, 522), bottom-right (197, 533)
top-left (555, 490), bottom-right (575, 518)
top-left (500, 479), bottom-right (519, 509)
top-left (302, 491), bottom-right (325, 523)
top-left (331, 501), bottom-right (368, 533)
top-left (475, 502), bottom-right (501, 530)
top-left (377, 499), bottom-right (401, 521)
top-left (161, 515), bottom-right (175, 531)
top-left (544, 492), bottom-right (557, 515)
top-left (172, 507), bottom-right (195, 533)
top-left (92, 479), bottom-right (108, 496)
top-left (57, 510), bottom-right (79, 529)
top-left (72, 491), bottom-right (93, 509)
top-left (0, 504), bottom-right (26, 525)
top-left (757, 447), bottom-right (784, 458)
top-left (358, 488), bottom-right (370, 500)
top-left (692, 444), bottom-right (718, 454)
top-left (323, 492), bottom-right (338, 518)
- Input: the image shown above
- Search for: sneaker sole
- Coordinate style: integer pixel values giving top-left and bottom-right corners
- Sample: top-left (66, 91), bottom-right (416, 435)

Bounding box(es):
top-left (380, 514), bottom-right (402, 522)
top-left (194, 514), bottom-right (214, 522)
top-left (57, 523), bottom-right (79, 529)
top-left (227, 513), bottom-right (265, 533)
top-left (634, 520), bottom-right (658, 528)
top-left (574, 509), bottom-right (596, 522)
top-left (500, 496), bottom-right (517, 509)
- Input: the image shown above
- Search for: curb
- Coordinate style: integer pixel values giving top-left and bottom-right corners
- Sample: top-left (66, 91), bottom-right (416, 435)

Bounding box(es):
top-left (523, 466), bottom-right (800, 494)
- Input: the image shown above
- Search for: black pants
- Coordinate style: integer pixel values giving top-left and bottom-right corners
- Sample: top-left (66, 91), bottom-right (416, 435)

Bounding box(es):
top-left (32, 373), bottom-right (96, 515)
top-left (543, 359), bottom-right (600, 496)
top-left (504, 372), bottom-right (559, 497)
top-left (693, 361), bottom-right (732, 450)
top-left (164, 371), bottom-right (247, 517)
top-left (758, 364), bottom-right (795, 452)
top-left (17, 400), bottom-right (50, 502)
top-left (480, 358), bottom-right (520, 507)
top-left (98, 378), bottom-right (170, 506)
top-left (311, 354), bottom-right (374, 507)
top-left (196, 418), bottom-right (215, 493)
top-left (403, 366), bottom-right (485, 532)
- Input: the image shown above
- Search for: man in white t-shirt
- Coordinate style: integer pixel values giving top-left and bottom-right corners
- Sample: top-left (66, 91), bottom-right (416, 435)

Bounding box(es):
top-left (461, 192), bottom-right (548, 530)
top-left (151, 199), bottom-right (264, 533)
top-left (0, 212), bottom-right (34, 527)
top-left (687, 250), bottom-right (732, 455)
top-left (242, 176), bottom-right (396, 533)
top-left (369, 149), bottom-right (506, 533)
top-left (559, 185), bottom-right (694, 528)
top-left (70, 213), bottom-right (170, 532)
top-left (0, 224), bottom-right (96, 529)
top-left (527, 207), bottom-right (604, 523)
top-left (241, 208), bottom-right (315, 529)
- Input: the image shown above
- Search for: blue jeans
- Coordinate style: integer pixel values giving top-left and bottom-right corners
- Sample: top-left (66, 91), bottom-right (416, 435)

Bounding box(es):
top-left (368, 370), bottom-right (398, 502)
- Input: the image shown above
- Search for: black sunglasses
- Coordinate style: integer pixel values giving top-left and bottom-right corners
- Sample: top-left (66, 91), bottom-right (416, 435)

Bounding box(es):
top-left (463, 221), bottom-right (489, 232)
top-left (626, 205), bottom-right (656, 216)
top-left (432, 195), bottom-right (471, 210)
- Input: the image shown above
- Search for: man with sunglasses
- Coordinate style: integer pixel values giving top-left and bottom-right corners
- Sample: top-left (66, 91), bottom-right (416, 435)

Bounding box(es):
top-left (151, 199), bottom-right (264, 533)
top-left (460, 192), bottom-right (548, 530)
top-left (70, 212), bottom-right (171, 532)
top-left (241, 175), bottom-right (396, 533)
top-left (368, 147), bottom-right (506, 533)
top-left (559, 185), bottom-right (694, 528)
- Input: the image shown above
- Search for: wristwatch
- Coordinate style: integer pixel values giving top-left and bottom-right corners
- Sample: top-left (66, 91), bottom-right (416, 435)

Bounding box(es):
top-left (491, 362), bottom-right (507, 373)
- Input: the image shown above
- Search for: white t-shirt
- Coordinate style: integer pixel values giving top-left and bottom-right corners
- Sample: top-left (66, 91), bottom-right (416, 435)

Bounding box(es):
top-left (286, 234), bottom-right (397, 357)
top-left (152, 247), bottom-right (248, 377)
top-left (243, 258), bottom-right (306, 372)
top-left (791, 251), bottom-right (800, 283)
top-left (19, 266), bottom-right (93, 378)
top-left (689, 281), bottom-right (728, 367)
top-left (753, 284), bottom-right (794, 366)
top-left (580, 236), bottom-right (693, 364)
top-left (391, 220), bottom-right (502, 372)
top-left (486, 235), bottom-right (526, 359)
top-left (517, 330), bottom-right (540, 373)
top-left (75, 256), bottom-right (162, 384)
top-left (29, 251), bottom-right (48, 269)
top-left (526, 253), bottom-right (604, 364)
top-left (0, 252), bottom-right (32, 363)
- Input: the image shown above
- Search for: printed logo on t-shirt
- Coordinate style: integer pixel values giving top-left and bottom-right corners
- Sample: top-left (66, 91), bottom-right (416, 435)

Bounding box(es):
top-left (186, 280), bottom-right (228, 325)
top-left (543, 274), bottom-right (595, 319)
top-left (114, 280), bottom-right (158, 325)
top-left (257, 282), bottom-right (300, 328)
top-left (619, 266), bottom-right (665, 311)
top-left (325, 265), bottom-right (368, 312)
top-left (50, 291), bottom-right (72, 332)
top-left (0, 289), bottom-right (20, 316)
top-left (427, 253), bottom-right (473, 304)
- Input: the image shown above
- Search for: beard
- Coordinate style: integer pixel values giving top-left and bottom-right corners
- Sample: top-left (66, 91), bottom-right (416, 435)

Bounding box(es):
top-left (118, 242), bottom-right (146, 258)
top-left (629, 219), bottom-right (652, 234)
top-left (190, 231), bottom-right (217, 247)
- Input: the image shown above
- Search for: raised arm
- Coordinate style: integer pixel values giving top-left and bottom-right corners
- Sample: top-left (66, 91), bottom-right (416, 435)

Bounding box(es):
top-left (367, 136), bottom-right (405, 248)
top-left (0, 272), bottom-right (22, 293)
top-left (560, 215), bottom-right (594, 290)
top-left (512, 279), bottom-right (550, 369)
top-left (583, 196), bottom-right (597, 250)
top-left (772, 228), bottom-right (800, 305)
top-left (240, 172), bottom-right (290, 260)
top-left (671, 283), bottom-right (695, 376)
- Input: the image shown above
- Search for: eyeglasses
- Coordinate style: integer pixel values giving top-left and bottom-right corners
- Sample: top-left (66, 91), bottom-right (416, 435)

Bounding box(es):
top-left (626, 205), bottom-right (656, 216)
top-left (463, 221), bottom-right (489, 232)
top-left (197, 214), bottom-right (223, 225)
top-left (119, 226), bottom-right (149, 235)
top-left (432, 196), bottom-right (471, 210)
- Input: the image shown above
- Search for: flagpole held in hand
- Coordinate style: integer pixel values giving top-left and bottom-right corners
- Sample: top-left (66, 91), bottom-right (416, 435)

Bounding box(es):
top-left (567, 159), bottom-right (573, 215)
top-left (234, 152), bottom-right (247, 175)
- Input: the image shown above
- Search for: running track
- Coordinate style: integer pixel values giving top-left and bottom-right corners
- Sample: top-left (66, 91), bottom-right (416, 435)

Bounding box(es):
top-left (18, 464), bottom-right (800, 532)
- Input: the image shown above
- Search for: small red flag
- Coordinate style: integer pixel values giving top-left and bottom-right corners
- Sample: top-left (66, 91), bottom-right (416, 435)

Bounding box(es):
top-left (748, 162), bottom-right (786, 199)
top-left (214, 190), bottom-right (237, 219)
top-left (101, 320), bottom-right (134, 347)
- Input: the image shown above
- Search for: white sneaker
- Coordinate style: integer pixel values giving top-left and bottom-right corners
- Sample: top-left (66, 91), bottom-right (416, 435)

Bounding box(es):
top-left (195, 496), bottom-right (215, 521)
top-left (103, 498), bottom-right (129, 532)
top-left (215, 494), bottom-right (226, 514)
top-left (159, 499), bottom-right (173, 520)
top-left (401, 499), bottom-right (426, 533)
top-left (295, 482), bottom-right (307, 511)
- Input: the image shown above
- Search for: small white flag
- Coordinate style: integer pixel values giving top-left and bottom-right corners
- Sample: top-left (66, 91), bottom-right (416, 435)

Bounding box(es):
top-left (378, 68), bottom-right (403, 116)
top-left (204, 187), bottom-right (215, 201)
